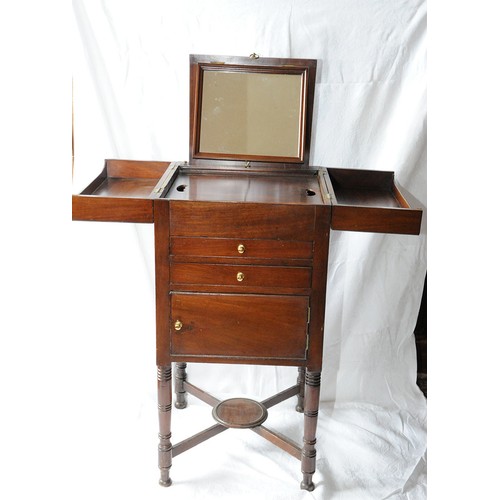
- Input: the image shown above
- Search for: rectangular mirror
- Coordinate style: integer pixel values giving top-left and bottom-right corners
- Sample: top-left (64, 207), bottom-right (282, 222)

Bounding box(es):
top-left (189, 55), bottom-right (317, 167)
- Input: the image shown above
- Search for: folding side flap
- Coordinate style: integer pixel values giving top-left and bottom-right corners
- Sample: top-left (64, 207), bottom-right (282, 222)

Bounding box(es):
top-left (325, 167), bottom-right (423, 235)
top-left (72, 159), bottom-right (173, 223)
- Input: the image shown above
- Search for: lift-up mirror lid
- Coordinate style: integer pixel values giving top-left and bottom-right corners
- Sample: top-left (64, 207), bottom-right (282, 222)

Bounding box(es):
top-left (189, 54), bottom-right (317, 168)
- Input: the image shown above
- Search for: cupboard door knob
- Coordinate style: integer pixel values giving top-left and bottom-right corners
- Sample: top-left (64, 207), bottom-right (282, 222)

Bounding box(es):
top-left (174, 320), bottom-right (183, 331)
top-left (236, 272), bottom-right (245, 282)
top-left (237, 244), bottom-right (246, 254)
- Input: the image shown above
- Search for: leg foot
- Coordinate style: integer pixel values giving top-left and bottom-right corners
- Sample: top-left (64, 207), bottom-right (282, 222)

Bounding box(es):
top-left (300, 478), bottom-right (315, 491)
top-left (174, 362), bottom-right (187, 409)
top-left (159, 477), bottom-right (172, 487)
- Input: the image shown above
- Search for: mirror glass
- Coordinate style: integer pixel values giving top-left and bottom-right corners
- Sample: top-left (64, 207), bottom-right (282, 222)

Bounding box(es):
top-left (197, 70), bottom-right (304, 160)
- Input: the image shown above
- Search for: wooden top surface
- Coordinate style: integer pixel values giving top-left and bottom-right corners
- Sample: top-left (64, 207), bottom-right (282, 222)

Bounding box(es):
top-left (164, 171), bottom-right (325, 205)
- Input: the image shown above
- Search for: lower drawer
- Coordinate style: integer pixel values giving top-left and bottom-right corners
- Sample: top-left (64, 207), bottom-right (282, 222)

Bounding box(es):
top-left (170, 293), bottom-right (309, 360)
top-left (170, 263), bottom-right (311, 288)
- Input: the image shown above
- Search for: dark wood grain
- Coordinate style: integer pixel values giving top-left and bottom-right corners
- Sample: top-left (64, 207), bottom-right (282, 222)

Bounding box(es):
top-left (301, 370), bottom-right (321, 491)
top-left (170, 263), bottom-right (312, 289)
top-left (171, 237), bottom-right (313, 260)
top-left (327, 167), bottom-right (423, 234)
top-left (166, 172), bottom-right (323, 204)
top-left (170, 293), bottom-right (309, 360)
top-left (331, 205), bottom-right (422, 235)
top-left (72, 52), bottom-right (423, 492)
top-left (307, 206), bottom-right (331, 372)
top-left (72, 195), bottom-right (154, 223)
top-left (157, 366), bottom-right (173, 487)
top-left (169, 201), bottom-right (316, 239)
top-left (73, 160), bottom-right (171, 223)
top-left (106, 159), bottom-right (170, 178)
top-left (154, 200), bottom-right (171, 365)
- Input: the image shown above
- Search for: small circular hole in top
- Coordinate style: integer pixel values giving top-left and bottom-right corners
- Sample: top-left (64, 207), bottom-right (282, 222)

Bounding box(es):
top-left (176, 184), bottom-right (187, 192)
top-left (305, 189), bottom-right (316, 196)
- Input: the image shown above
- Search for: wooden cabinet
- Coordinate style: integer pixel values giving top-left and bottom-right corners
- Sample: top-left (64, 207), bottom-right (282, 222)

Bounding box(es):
top-left (72, 54), bottom-right (423, 493)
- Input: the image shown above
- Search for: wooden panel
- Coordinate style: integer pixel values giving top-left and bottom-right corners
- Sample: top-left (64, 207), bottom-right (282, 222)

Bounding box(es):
top-left (90, 178), bottom-right (160, 198)
top-left (170, 263), bottom-right (311, 289)
top-left (170, 201), bottom-right (316, 240)
top-left (106, 159), bottom-right (170, 179)
top-left (331, 205), bottom-right (422, 235)
top-left (306, 205), bottom-right (331, 371)
top-left (72, 195), bottom-right (153, 223)
top-left (165, 172), bottom-right (324, 205)
top-left (170, 238), bottom-right (313, 260)
top-left (154, 200), bottom-right (171, 365)
top-left (170, 293), bottom-right (309, 360)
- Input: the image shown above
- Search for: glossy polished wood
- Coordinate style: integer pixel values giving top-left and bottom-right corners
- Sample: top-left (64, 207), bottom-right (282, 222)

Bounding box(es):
top-left (169, 201), bottom-right (317, 239)
top-left (170, 293), bottom-right (309, 360)
top-left (72, 160), bottom-right (422, 490)
top-left (170, 262), bottom-right (312, 289)
top-left (327, 167), bottom-right (422, 234)
top-left (166, 171), bottom-right (323, 204)
top-left (72, 159), bottom-right (170, 223)
top-left (170, 237), bottom-right (313, 260)
top-left (212, 398), bottom-right (268, 429)
top-left (72, 54), bottom-right (422, 494)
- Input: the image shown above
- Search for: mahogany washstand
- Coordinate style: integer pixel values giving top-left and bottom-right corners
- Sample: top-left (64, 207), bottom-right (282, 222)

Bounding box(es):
top-left (72, 54), bottom-right (422, 491)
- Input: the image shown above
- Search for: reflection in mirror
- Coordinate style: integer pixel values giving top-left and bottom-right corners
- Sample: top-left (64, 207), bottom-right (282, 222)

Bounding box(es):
top-left (198, 71), bottom-right (303, 159)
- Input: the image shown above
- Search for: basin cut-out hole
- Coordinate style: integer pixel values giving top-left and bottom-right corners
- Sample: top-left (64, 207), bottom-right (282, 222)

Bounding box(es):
top-left (305, 189), bottom-right (316, 196)
top-left (176, 184), bottom-right (188, 192)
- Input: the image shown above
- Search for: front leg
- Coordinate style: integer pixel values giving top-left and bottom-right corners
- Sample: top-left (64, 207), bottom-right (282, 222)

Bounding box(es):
top-left (300, 370), bottom-right (321, 491)
top-left (157, 365), bottom-right (173, 487)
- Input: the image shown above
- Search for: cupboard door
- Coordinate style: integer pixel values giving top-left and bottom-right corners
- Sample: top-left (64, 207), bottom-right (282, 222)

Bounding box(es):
top-left (170, 293), bottom-right (309, 360)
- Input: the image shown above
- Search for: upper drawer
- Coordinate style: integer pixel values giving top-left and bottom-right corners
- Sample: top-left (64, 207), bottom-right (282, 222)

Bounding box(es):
top-left (169, 201), bottom-right (316, 240)
top-left (171, 237), bottom-right (313, 260)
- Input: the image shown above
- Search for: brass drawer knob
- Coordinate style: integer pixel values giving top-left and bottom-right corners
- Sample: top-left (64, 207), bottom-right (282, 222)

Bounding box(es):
top-left (174, 320), bottom-right (183, 331)
top-left (236, 272), bottom-right (245, 282)
top-left (237, 244), bottom-right (246, 254)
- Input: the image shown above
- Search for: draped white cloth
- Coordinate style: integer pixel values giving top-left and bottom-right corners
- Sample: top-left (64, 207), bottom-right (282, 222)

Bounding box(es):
top-left (71, 1), bottom-right (427, 498)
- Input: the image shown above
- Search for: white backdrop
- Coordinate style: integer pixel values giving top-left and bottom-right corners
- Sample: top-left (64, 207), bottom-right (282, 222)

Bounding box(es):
top-left (70, 1), bottom-right (427, 498)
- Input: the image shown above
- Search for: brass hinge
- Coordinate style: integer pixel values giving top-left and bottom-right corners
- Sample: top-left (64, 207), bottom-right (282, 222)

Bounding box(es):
top-left (307, 306), bottom-right (311, 324)
top-left (306, 334), bottom-right (310, 354)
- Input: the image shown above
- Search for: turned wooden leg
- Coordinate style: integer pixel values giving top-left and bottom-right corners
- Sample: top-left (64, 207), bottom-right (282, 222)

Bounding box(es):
top-left (296, 367), bottom-right (305, 413)
top-left (300, 370), bottom-right (321, 491)
top-left (174, 362), bottom-right (187, 409)
top-left (157, 366), bottom-right (173, 487)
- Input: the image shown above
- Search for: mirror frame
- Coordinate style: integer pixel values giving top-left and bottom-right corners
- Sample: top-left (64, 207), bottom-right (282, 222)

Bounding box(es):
top-left (189, 54), bottom-right (317, 168)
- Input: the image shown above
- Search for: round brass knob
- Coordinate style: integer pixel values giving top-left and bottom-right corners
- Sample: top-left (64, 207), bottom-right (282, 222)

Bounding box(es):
top-left (236, 272), bottom-right (245, 282)
top-left (237, 244), bottom-right (246, 254)
top-left (174, 320), bottom-right (183, 331)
